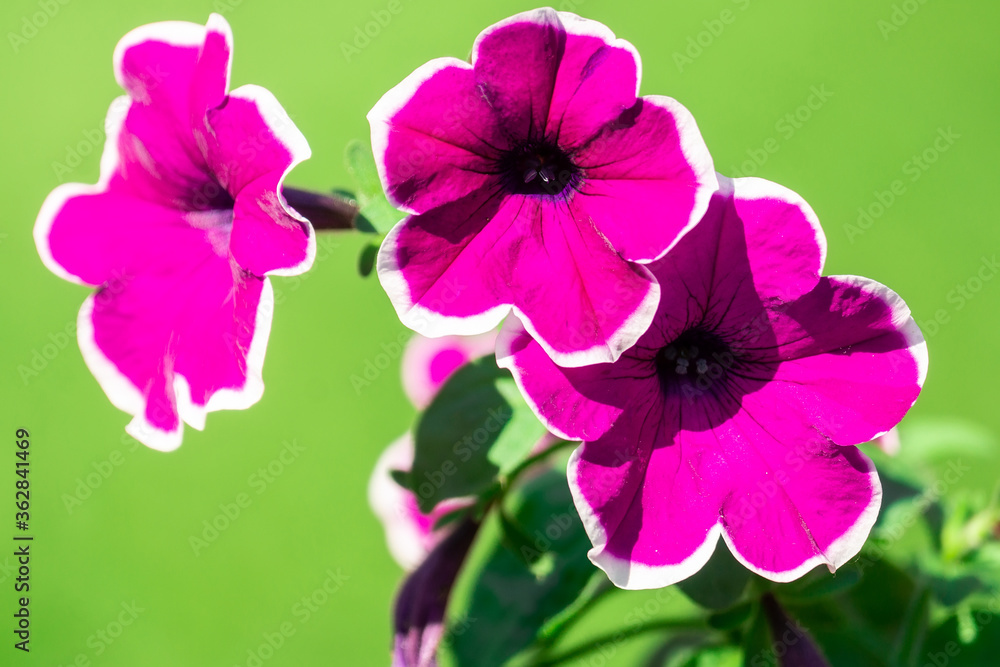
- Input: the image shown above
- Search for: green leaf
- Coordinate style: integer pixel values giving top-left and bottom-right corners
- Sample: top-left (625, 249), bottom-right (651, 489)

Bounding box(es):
top-left (498, 507), bottom-right (544, 567)
top-left (357, 242), bottom-right (379, 277)
top-left (778, 564), bottom-right (862, 602)
top-left (677, 542), bottom-right (750, 610)
top-left (708, 602), bottom-right (754, 631)
top-left (920, 612), bottom-right (1000, 667)
top-left (740, 604), bottom-right (771, 667)
top-left (344, 140), bottom-right (382, 201)
top-left (926, 574), bottom-right (982, 608)
top-left (389, 468), bottom-right (411, 490)
top-left (411, 355), bottom-right (547, 512)
top-left (344, 139), bottom-right (404, 234)
top-left (848, 556), bottom-right (919, 635)
top-left (446, 471), bottom-right (595, 667)
top-left (678, 645), bottom-right (743, 667)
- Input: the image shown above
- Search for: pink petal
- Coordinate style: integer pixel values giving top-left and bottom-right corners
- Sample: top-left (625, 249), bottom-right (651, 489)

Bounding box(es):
top-left (732, 177), bottom-right (826, 302)
top-left (207, 85), bottom-right (314, 276)
top-left (189, 13), bottom-right (232, 122)
top-left (543, 13), bottom-right (642, 149)
top-left (471, 8), bottom-right (565, 140)
top-left (377, 191), bottom-right (511, 336)
top-left (575, 95), bottom-right (718, 262)
top-left (757, 276), bottom-right (927, 445)
top-left (568, 395), bottom-right (882, 588)
top-left (39, 186), bottom-right (179, 287)
top-left (497, 315), bottom-right (636, 441)
top-left (369, 58), bottom-right (505, 215)
top-left (718, 410), bottom-right (881, 581)
top-left (381, 193), bottom-right (660, 367)
top-left (111, 20), bottom-right (221, 210)
top-left (77, 212), bottom-right (270, 451)
top-left (472, 8), bottom-right (641, 147)
top-left (568, 410), bottom-right (727, 590)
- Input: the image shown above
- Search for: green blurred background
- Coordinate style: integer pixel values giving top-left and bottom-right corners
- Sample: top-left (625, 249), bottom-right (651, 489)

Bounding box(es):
top-left (1, 0), bottom-right (998, 664)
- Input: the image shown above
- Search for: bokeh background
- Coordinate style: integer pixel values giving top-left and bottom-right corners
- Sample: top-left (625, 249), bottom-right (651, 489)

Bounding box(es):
top-left (1, 0), bottom-right (998, 664)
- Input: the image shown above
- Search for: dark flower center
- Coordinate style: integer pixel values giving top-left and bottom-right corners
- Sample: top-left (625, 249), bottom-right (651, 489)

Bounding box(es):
top-left (655, 328), bottom-right (735, 395)
top-left (498, 141), bottom-right (578, 197)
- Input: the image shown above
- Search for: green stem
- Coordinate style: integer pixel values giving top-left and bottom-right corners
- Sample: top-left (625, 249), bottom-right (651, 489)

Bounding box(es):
top-left (534, 617), bottom-right (709, 667)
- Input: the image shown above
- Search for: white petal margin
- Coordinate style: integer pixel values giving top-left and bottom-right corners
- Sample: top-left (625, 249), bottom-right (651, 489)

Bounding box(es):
top-left (226, 83), bottom-right (316, 277)
top-left (497, 313), bottom-right (625, 441)
top-left (629, 95), bottom-right (720, 265)
top-left (566, 445), bottom-right (723, 589)
top-left (368, 435), bottom-right (430, 571)
top-left (375, 219), bottom-right (512, 339)
top-left (722, 448), bottom-right (883, 583)
top-left (568, 444), bottom-right (883, 589)
top-left (828, 274), bottom-right (929, 411)
top-left (470, 7), bottom-right (643, 98)
top-left (509, 265), bottom-right (660, 368)
top-left (367, 56), bottom-right (472, 215)
top-left (380, 225), bottom-right (660, 368)
top-left (34, 95), bottom-right (130, 286)
top-left (205, 13), bottom-right (234, 93)
top-left (112, 20), bottom-right (206, 98)
top-left (731, 175), bottom-right (829, 279)
top-left (495, 316), bottom-right (576, 443)
top-left (76, 280), bottom-right (276, 452)
top-left (181, 278), bottom-right (275, 426)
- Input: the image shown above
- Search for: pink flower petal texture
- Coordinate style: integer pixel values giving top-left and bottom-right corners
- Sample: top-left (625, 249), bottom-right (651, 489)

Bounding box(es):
top-left (34, 14), bottom-right (313, 451)
top-left (369, 7), bottom-right (718, 368)
top-left (497, 175), bottom-right (928, 589)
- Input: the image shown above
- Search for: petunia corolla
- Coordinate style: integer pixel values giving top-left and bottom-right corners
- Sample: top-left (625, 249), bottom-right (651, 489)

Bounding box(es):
top-left (498, 176), bottom-right (927, 589)
top-left (369, 7), bottom-right (718, 368)
top-left (34, 15), bottom-right (314, 451)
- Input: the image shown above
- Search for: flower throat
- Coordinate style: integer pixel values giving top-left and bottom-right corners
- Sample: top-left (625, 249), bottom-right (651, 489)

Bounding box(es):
top-left (498, 141), bottom-right (578, 197)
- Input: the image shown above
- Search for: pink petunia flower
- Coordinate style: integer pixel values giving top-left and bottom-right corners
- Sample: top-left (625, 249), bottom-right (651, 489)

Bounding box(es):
top-left (497, 176), bottom-right (928, 589)
top-left (34, 15), bottom-right (314, 451)
top-left (368, 7), bottom-right (718, 368)
top-left (370, 332), bottom-right (497, 569)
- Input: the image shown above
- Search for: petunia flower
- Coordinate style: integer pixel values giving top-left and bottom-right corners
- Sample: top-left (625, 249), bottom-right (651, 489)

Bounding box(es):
top-left (370, 332), bottom-right (496, 569)
top-left (34, 15), bottom-right (314, 451)
top-left (497, 175), bottom-right (928, 589)
top-left (368, 7), bottom-right (718, 368)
